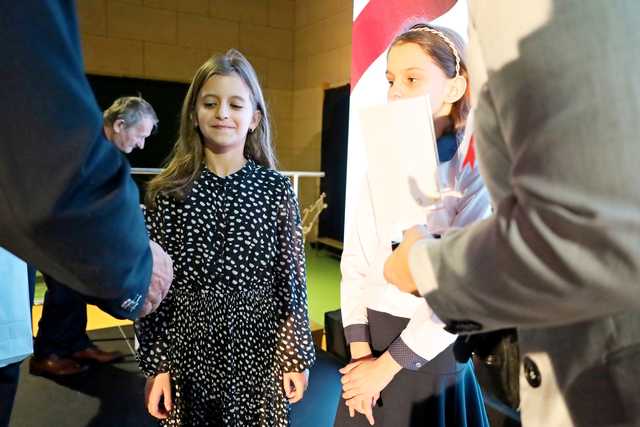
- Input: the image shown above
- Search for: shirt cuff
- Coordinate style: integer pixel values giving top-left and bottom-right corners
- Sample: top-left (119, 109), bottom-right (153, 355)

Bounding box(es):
top-left (344, 324), bottom-right (370, 344)
top-left (408, 238), bottom-right (439, 296)
top-left (388, 337), bottom-right (428, 371)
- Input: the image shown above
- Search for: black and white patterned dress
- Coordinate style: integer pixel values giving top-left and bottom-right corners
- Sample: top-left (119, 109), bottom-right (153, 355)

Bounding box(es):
top-left (135, 160), bottom-right (316, 426)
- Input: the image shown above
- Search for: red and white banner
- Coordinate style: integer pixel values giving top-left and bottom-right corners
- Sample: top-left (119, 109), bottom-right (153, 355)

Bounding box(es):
top-left (345, 0), bottom-right (469, 232)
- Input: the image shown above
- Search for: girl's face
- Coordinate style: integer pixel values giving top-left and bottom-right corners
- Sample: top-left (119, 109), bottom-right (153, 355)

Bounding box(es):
top-left (195, 73), bottom-right (261, 153)
top-left (386, 42), bottom-right (451, 118)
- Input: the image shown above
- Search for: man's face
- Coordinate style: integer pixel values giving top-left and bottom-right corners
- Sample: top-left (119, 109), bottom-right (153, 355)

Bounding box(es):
top-left (110, 117), bottom-right (155, 153)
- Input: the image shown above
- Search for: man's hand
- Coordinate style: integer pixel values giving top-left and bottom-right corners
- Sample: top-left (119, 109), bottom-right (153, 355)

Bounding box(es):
top-left (383, 225), bottom-right (429, 294)
top-left (138, 240), bottom-right (173, 317)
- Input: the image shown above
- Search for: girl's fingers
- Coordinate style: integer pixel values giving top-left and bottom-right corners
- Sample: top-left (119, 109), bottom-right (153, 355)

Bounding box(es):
top-left (342, 379), bottom-right (360, 393)
top-left (339, 360), bottom-right (363, 375)
top-left (343, 389), bottom-right (359, 400)
top-left (289, 390), bottom-right (303, 403)
top-left (283, 375), bottom-right (294, 397)
top-left (346, 397), bottom-right (357, 418)
top-left (293, 375), bottom-right (303, 399)
top-left (360, 398), bottom-right (375, 425)
top-left (163, 379), bottom-right (173, 413)
top-left (289, 374), bottom-right (304, 403)
top-left (340, 370), bottom-right (362, 385)
top-left (147, 384), bottom-right (166, 419)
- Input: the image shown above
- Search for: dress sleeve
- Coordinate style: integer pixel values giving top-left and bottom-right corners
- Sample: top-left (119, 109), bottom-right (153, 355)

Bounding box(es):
top-left (134, 198), bottom-right (174, 377)
top-left (274, 180), bottom-right (316, 373)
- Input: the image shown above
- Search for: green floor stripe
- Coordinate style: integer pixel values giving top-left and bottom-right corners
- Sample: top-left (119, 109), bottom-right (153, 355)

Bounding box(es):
top-left (305, 248), bottom-right (342, 327)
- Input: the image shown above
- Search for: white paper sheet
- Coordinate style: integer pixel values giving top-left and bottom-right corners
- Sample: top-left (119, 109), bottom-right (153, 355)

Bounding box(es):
top-left (360, 96), bottom-right (441, 238)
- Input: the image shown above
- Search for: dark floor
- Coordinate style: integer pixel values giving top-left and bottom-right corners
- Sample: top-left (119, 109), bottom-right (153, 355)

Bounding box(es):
top-left (10, 326), bottom-right (342, 427)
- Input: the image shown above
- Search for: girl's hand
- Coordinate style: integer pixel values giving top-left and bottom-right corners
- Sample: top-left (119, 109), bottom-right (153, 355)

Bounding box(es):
top-left (145, 372), bottom-right (173, 419)
top-left (349, 341), bottom-right (373, 360)
top-left (283, 369), bottom-right (309, 403)
top-left (346, 392), bottom-right (379, 425)
top-left (340, 352), bottom-right (401, 400)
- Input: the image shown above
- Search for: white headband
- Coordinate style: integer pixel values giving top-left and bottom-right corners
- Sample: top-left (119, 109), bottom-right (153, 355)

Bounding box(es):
top-left (409, 26), bottom-right (461, 77)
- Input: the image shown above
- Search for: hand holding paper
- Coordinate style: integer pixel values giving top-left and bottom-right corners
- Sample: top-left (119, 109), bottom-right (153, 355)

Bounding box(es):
top-left (360, 96), bottom-right (460, 237)
top-left (384, 225), bottom-right (429, 295)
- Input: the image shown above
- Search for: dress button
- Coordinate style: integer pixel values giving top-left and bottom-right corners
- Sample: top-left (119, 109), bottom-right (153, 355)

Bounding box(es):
top-left (414, 362), bottom-right (422, 369)
top-left (523, 356), bottom-right (541, 388)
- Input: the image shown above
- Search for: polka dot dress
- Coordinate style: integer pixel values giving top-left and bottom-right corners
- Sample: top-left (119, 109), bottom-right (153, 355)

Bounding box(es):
top-left (135, 160), bottom-right (316, 426)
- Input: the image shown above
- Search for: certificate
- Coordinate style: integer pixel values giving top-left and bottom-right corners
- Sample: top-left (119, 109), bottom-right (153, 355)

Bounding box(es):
top-left (359, 96), bottom-right (441, 238)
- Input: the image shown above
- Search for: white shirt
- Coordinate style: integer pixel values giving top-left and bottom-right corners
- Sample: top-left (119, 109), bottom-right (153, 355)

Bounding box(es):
top-left (340, 143), bottom-right (491, 367)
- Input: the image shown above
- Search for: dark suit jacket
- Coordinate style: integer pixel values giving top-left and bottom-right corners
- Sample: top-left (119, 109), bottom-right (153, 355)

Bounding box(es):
top-left (0, 1), bottom-right (151, 319)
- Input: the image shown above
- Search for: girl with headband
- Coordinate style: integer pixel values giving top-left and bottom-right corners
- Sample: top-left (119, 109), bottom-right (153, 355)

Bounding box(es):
top-left (336, 23), bottom-right (491, 427)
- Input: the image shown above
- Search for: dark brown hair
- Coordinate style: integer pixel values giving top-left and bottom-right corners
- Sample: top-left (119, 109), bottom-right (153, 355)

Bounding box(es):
top-left (390, 23), bottom-right (470, 132)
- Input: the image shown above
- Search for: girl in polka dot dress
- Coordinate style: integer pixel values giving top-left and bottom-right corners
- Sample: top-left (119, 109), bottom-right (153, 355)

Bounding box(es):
top-left (136, 49), bottom-right (316, 426)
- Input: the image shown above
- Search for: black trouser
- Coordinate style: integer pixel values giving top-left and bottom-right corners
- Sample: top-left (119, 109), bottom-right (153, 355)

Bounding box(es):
top-left (33, 274), bottom-right (92, 358)
top-left (0, 361), bottom-right (22, 427)
top-left (27, 264), bottom-right (36, 307)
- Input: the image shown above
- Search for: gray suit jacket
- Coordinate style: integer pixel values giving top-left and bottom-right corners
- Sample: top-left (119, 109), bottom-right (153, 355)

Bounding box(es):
top-left (414, 1), bottom-right (640, 425)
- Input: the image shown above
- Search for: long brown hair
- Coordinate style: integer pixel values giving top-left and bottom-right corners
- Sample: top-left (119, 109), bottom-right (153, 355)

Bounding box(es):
top-left (390, 23), bottom-right (470, 133)
top-left (145, 49), bottom-right (276, 208)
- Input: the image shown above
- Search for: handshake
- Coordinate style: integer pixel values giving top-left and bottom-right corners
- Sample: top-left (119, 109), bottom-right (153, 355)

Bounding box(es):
top-left (138, 240), bottom-right (174, 318)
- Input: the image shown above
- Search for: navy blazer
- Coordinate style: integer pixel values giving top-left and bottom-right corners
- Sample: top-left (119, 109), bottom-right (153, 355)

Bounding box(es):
top-left (0, 1), bottom-right (151, 319)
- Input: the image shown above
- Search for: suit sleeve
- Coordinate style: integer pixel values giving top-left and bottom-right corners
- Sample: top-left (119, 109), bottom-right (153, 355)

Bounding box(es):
top-left (410, 1), bottom-right (640, 331)
top-left (0, 1), bottom-right (151, 319)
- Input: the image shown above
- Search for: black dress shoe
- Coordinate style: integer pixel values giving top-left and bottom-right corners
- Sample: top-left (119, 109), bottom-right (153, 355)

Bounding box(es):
top-left (29, 354), bottom-right (88, 377)
top-left (71, 346), bottom-right (125, 364)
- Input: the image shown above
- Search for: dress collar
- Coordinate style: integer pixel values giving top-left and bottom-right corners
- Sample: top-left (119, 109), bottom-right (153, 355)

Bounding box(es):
top-left (201, 158), bottom-right (255, 183)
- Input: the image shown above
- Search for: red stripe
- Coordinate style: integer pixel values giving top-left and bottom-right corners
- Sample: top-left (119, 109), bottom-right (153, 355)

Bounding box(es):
top-left (351, 0), bottom-right (456, 90)
top-left (462, 135), bottom-right (476, 169)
